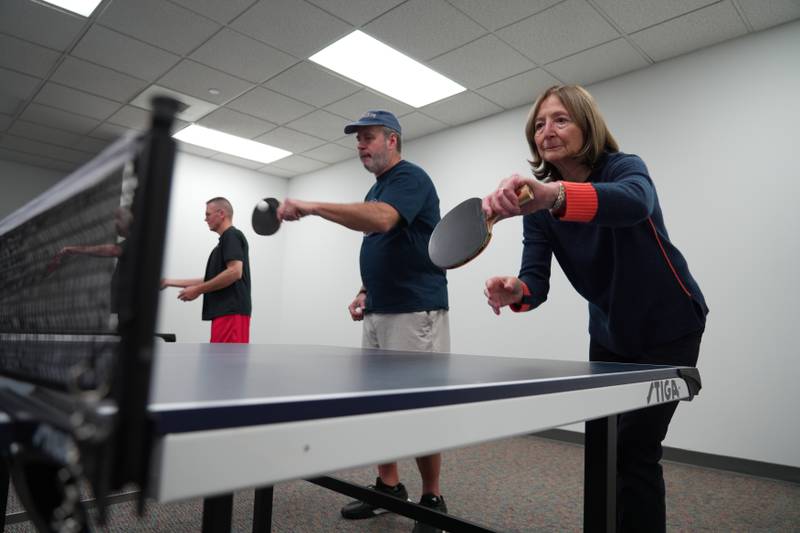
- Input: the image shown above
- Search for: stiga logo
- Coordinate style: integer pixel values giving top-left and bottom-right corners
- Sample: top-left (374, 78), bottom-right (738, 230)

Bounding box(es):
top-left (646, 379), bottom-right (683, 404)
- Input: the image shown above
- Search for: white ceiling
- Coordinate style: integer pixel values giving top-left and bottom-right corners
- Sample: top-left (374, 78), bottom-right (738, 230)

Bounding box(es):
top-left (0, 0), bottom-right (798, 177)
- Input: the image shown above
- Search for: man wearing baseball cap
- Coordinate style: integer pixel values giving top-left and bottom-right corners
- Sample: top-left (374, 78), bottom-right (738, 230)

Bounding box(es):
top-left (278, 110), bottom-right (449, 533)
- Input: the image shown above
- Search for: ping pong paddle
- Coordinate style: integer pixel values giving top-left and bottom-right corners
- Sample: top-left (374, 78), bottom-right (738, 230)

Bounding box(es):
top-left (428, 185), bottom-right (534, 269)
top-left (251, 197), bottom-right (281, 236)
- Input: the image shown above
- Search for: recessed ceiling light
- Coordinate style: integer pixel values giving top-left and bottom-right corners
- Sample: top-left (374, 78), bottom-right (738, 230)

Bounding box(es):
top-left (39, 0), bottom-right (103, 17)
top-left (310, 30), bottom-right (466, 108)
top-left (208, 88), bottom-right (221, 96)
top-left (174, 125), bottom-right (292, 165)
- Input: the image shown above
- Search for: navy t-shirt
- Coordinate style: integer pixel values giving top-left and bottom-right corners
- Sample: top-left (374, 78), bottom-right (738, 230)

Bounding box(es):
top-left (359, 160), bottom-right (448, 313)
top-left (202, 226), bottom-right (252, 320)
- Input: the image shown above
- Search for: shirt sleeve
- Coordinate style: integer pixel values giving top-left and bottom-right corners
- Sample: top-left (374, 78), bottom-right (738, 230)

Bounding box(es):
top-left (378, 166), bottom-right (432, 225)
top-left (559, 154), bottom-right (657, 227)
top-left (220, 230), bottom-right (245, 264)
top-left (517, 213), bottom-right (553, 311)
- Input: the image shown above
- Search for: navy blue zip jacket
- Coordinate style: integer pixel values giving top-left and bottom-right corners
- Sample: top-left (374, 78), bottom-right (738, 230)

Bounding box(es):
top-left (514, 151), bottom-right (708, 357)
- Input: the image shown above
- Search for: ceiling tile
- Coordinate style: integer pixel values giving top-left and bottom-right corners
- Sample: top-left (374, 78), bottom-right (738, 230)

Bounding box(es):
top-left (302, 143), bottom-right (354, 163)
top-left (88, 122), bottom-right (136, 141)
top-left (475, 68), bottom-right (560, 110)
top-left (419, 91), bottom-right (502, 126)
top-left (306, 0), bottom-right (405, 26)
top-left (169, 0), bottom-right (257, 24)
top-left (72, 26), bottom-right (181, 81)
top-left (190, 29), bottom-right (298, 84)
top-left (254, 127), bottom-right (326, 153)
top-left (364, 0), bottom-right (486, 61)
top-left (210, 153), bottom-right (265, 170)
top-left (546, 38), bottom-right (649, 86)
top-left (7, 120), bottom-right (83, 149)
top-left (257, 165), bottom-right (297, 178)
top-left (497, 0), bottom-right (620, 64)
top-left (0, 0), bottom-right (86, 50)
top-left (73, 136), bottom-right (111, 153)
top-left (264, 63), bottom-right (361, 107)
top-left (0, 96), bottom-right (24, 116)
top-left (631, 2), bottom-right (747, 62)
top-left (286, 109), bottom-right (349, 140)
top-left (429, 35), bottom-right (534, 89)
top-left (198, 108), bottom-right (277, 138)
top-left (269, 154), bottom-right (327, 174)
top-left (0, 67), bottom-right (40, 100)
top-left (396, 112), bottom-right (448, 140)
top-left (98, 0), bottom-right (220, 56)
top-left (448, 0), bottom-right (561, 31)
top-left (34, 83), bottom-right (121, 121)
top-left (736, 0), bottom-right (800, 31)
top-left (0, 134), bottom-right (90, 164)
top-left (158, 60), bottom-right (254, 105)
top-left (18, 103), bottom-right (100, 135)
top-left (231, 0), bottom-right (352, 58)
top-left (130, 85), bottom-right (217, 123)
top-left (107, 106), bottom-right (152, 130)
top-left (324, 90), bottom-right (414, 120)
top-left (0, 34), bottom-right (61, 78)
top-left (592, 0), bottom-right (717, 33)
top-left (0, 147), bottom-right (76, 172)
top-left (227, 88), bottom-right (314, 124)
top-left (51, 57), bottom-right (148, 102)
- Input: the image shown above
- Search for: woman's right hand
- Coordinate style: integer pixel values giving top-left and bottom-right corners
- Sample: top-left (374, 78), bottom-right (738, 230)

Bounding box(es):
top-left (484, 276), bottom-right (524, 315)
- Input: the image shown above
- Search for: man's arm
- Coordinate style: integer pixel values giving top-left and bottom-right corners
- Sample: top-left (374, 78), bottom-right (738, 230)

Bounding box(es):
top-left (279, 199), bottom-right (400, 233)
top-left (161, 277), bottom-right (204, 289)
top-left (176, 260), bottom-right (242, 301)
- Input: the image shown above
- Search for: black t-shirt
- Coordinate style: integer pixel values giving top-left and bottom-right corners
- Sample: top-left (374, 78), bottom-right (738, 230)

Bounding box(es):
top-left (202, 226), bottom-right (251, 320)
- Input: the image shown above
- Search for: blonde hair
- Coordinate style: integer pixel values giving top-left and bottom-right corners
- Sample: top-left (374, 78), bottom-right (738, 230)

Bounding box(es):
top-left (525, 85), bottom-right (619, 180)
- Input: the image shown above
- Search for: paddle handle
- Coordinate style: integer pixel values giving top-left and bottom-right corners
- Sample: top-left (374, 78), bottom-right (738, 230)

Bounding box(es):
top-left (487, 184), bottom-right (535, 224)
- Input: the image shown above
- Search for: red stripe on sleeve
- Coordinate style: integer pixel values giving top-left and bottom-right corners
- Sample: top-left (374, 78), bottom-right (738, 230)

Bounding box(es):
top-left (558, 181), bottom-right (597, 222)
top-left (510, 281), bottom-right (532, 313)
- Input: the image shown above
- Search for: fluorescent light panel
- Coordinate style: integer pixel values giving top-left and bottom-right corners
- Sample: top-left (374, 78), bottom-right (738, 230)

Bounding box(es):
top-left (174, 125), bottom-right (292, 165)
top-left (40, 0), bottom-right (103, 17)
top-left (310, 31), bottom-right (466, 108)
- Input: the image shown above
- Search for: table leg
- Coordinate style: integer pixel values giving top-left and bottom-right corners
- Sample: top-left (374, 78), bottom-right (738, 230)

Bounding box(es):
top-left (202, 494), bottom-right (233, 533)
top-left (0, 460), bottom-right (9, 531)
top-left (252, 486), bottom-right (273, 533)
top-left (584, 414), bottom-right (617, 533)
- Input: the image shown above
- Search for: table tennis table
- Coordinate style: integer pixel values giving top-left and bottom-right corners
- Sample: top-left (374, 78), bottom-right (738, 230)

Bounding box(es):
top-left (143, 342), bottom-right (701, 533)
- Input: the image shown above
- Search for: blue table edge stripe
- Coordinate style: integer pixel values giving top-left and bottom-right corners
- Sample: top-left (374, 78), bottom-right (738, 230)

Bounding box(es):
top-left (151, 366), bottom-right (700, 434)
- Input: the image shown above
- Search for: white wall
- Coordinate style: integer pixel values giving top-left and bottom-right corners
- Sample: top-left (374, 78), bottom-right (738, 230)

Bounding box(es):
top-left (155, 152), bottom-right (290, 344)
top-left (278, 21), bottom-right (800, 468)
top-left (0, 159), bottom-right (64, 219)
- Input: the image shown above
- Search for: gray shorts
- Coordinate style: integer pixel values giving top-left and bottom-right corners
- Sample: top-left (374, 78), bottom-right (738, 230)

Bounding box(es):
top-left (362, 310), bottom-right (450, 353)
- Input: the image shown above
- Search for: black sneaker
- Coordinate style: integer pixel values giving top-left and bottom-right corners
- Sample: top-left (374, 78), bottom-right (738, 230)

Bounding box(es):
top-left (340, 477), bottom-right (409, 519)
top-left (412, 494), bottom-right (448, 533)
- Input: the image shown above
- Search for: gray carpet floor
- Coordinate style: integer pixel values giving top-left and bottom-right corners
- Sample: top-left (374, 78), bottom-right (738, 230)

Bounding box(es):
top-left (5, 435), bottom-right (799, 532)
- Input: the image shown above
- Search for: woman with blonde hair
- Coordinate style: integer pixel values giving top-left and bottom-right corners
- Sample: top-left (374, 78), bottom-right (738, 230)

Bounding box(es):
top-left (482, 85), bottom-right (708, 532)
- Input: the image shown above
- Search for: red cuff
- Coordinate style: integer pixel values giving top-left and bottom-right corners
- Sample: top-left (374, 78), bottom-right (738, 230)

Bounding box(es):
top-left (509, 281), bottom-right (532, 313)
top-left (558, 181), bottom-right (598, 222)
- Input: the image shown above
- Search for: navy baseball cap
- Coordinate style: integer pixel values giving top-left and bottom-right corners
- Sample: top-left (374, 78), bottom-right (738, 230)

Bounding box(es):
top-left (344, 110), bottom-right (401, 135)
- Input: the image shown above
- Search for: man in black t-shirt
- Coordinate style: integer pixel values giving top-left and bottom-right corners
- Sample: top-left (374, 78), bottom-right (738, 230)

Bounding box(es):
top-left (162, 197), bottom-right (251, 342)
